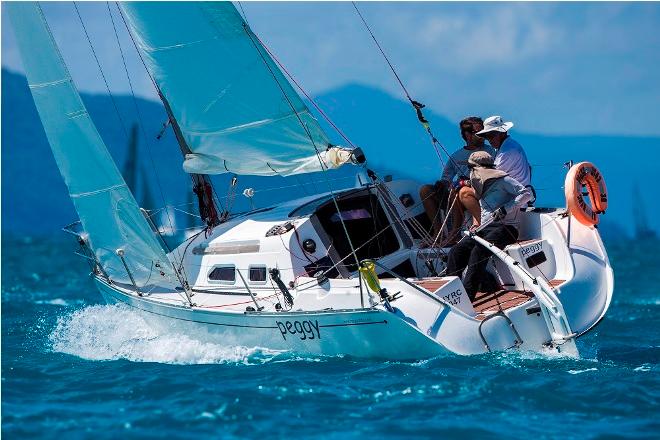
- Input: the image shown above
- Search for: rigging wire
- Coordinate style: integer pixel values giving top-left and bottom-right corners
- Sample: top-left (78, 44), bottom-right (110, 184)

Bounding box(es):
top-left (74, 2), bottom-right (190, 289)
top-left (240, 20), bottom-right (362, 275)
top-left (105, 2), bottom-right (178, 252)
top-left (350, 2), bottom-right (560, 290)
top-left (72, 2), bottom-right (129, 140)
top-left (237, 2), bottom-right (354, 148)
top-left (253, 32), bottom-right (358, 150)
top-left (350, 2), bottom-right (450, 168)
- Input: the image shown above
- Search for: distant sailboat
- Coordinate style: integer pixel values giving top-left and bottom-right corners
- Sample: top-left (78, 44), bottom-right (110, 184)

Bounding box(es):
top-left (633, 182), bottom-right (658, 240)
top-left (9, 2), bottom-right (614, 359)
top-left (122, 124), bottom-right (139, 196)
top-left (121, 122), bottom-right (171, 236)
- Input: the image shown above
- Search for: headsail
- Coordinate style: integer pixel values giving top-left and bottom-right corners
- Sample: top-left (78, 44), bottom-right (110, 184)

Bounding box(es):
top-left (7, 2), bottom-right (177, 288)
top-left (119, 1), bottom-right (352, 176)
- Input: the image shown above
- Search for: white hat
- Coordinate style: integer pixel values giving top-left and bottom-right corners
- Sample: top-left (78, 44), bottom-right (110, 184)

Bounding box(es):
top-left (476, 115), bottom-right (514, 136)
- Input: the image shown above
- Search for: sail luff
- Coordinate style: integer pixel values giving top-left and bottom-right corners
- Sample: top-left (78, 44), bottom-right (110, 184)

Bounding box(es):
top-left (7, 2), bottom-right (178, 288)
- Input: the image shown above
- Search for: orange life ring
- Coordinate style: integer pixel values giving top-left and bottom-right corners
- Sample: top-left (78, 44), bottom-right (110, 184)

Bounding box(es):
top-left (564, 162), bottom-right (608, 226)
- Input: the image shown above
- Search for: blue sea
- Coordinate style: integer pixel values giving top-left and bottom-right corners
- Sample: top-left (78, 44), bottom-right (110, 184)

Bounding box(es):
top-left (2, 235), bottom-right (658, 439)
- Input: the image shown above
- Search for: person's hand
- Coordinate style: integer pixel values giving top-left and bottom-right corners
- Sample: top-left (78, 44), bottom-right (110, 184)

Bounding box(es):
top-left (452, 179), bottom-right (470, 190)
top-left (469, 221), bottom-right (480, 232)
top-left (493, 207), bottom-right (507, 221)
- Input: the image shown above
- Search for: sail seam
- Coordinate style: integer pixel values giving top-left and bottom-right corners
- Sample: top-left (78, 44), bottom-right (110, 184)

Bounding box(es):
top-left (66, 109), bottom-right (88, 119)
top-left (142, 37), bottom-right (217, 53)
top-left (183, 111), bottom-right (311, 136)
top-left (28, 78), bottom-right (71, 89)
top-left (71, 184), bottom-right (128, 198)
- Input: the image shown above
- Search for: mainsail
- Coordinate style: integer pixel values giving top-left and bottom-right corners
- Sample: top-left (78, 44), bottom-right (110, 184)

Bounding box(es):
top-left (119, 1), bottom-right (352, 176)
top-left (8, 2), bottom-right (177, 288)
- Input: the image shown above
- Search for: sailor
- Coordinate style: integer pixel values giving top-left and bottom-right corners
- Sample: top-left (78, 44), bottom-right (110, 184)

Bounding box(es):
top-left (475, 115), bottom-right (532, 187)
top-left (419, 117), bottom-right (494, 242)
top-left (445, 151), bottom-right (532, 301)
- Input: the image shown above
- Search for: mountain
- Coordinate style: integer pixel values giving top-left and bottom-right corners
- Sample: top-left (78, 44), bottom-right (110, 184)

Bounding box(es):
top-left (2, 68), bottom-right (655, 240)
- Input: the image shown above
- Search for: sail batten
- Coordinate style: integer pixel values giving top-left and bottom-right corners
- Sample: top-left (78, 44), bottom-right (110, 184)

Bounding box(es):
top-left (8, 2), bottom-right (177, 288)
top-left (120, 1), bottom-right (349, 176)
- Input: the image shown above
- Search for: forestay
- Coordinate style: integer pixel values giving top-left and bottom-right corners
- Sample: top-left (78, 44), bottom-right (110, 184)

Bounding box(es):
top-left (7, 2), bottom-right (177, 288)
top-left (120, 2), bottom-right (350, 176)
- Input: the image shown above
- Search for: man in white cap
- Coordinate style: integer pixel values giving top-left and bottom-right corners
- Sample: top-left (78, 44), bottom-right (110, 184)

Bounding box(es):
top-left (445, 151), bottom-right (532, 300)
top-left (475, 115), bottom-right (531, 187)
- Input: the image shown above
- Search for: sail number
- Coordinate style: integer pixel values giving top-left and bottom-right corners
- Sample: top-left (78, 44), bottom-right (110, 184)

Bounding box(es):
top-left (276, 320), bottom-right (321, 341)
top-left (442, 289), bottom-right (463, 306)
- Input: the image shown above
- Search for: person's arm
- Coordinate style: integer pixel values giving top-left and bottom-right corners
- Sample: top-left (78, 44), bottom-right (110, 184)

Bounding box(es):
top-left (502, 176), bottom-right (532, 213)
top-left (440, 159), bottom-right (457, 183)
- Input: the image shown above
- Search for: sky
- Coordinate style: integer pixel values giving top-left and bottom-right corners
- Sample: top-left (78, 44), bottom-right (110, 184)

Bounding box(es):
top-left (2, 1), bottom-right (660, 137)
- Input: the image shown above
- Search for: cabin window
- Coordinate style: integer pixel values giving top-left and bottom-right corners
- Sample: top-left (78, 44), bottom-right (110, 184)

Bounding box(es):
top-left (208, 265), bottom-right (236, 284)
top-left (249, 265), bottom-right (267, 284)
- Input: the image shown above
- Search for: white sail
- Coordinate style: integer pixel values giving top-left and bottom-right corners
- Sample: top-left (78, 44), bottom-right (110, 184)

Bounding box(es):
top-left (7, 2), bottom-right (177, 288)
top-left (119, 1), bottom-right (353, 176)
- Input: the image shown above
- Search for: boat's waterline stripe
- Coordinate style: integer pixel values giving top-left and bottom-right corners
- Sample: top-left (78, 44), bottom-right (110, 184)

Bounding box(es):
top-left (100, 282), bottom-right (388, 330)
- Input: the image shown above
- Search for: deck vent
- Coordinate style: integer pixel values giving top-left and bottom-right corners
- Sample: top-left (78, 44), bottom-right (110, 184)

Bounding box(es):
top-left (266, 222), bottom-right (294, 237)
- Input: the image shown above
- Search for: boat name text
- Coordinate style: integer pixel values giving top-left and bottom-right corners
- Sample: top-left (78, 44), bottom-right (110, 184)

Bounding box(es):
top-left (521, 242), bottom-right (543, 257)
top-left (276, 320), bottom-right (321, 341)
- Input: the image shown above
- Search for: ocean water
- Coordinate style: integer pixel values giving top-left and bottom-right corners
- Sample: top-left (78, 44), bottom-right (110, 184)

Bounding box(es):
top-left (2, 235), bottom-right (658, 439)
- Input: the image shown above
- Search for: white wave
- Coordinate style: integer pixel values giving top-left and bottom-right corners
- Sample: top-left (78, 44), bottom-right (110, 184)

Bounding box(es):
top-left (49, 304), bottom-right (284, 365)
top-left (35, 298), bottom-right (77, 307)
top-left (567, 367), bottom-right (598, 375)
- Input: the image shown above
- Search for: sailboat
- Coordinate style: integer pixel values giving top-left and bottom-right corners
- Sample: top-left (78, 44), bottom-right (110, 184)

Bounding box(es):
top-left (8, 2), bottom-right (613, 359)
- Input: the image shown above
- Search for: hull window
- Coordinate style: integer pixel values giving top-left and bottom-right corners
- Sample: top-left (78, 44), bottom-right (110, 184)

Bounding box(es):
top-left (208, 265), bottom-right (236, 284)
top-left (249, 265), bottom-right (267, 283)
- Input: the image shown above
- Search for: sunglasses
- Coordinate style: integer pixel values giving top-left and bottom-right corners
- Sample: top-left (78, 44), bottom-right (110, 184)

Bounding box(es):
top-left (478, 131), bottom-right (498, 139)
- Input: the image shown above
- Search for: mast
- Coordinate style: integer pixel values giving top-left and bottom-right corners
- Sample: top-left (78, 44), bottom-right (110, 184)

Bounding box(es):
top-left (157, 89), bottom-right (220, 230)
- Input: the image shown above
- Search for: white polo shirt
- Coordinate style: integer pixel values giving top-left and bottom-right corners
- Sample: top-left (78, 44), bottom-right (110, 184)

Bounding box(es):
top-left (494, 137), bottom-right (531, 187)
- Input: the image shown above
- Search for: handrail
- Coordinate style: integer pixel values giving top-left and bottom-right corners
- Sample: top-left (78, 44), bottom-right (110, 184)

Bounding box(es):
top-left (467, 232), bottom-right (576, 345)
top-left (468, 233), bottom-right (560, 316)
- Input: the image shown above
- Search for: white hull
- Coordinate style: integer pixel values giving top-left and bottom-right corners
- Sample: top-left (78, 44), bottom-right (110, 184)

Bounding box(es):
top-left (95, 278), bottom-right (447, 360)
top-left (81, 179), bottom-right (612, 360)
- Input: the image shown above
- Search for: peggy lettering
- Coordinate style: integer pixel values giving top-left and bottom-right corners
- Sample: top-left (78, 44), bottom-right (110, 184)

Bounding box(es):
top-left (276, 320), bottom-right (321, 341)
